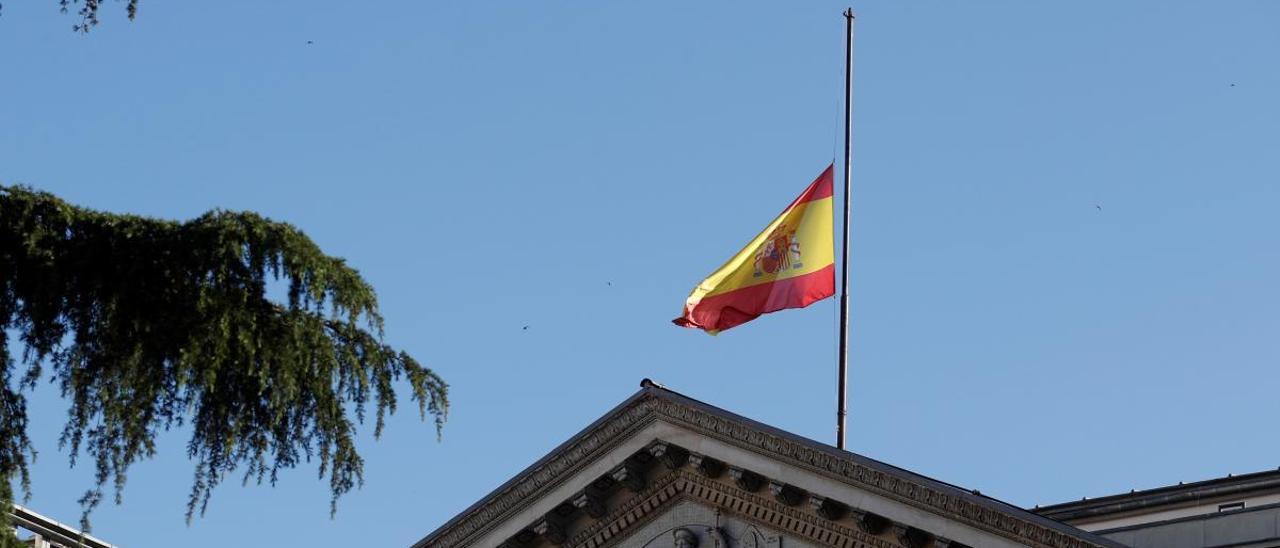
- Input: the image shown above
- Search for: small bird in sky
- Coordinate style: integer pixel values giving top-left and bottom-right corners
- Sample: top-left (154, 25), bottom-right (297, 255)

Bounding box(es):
top-left (1095, 204), bottom-right (1102, 211)
top-left (522, 325), bottom-right (529, 331)
top-left (606, 281), bottom-right (612, 287)
top-left (306, 40), bottom-right (314, 45)
top-left (1230, 83), bottom-right (1236, 87)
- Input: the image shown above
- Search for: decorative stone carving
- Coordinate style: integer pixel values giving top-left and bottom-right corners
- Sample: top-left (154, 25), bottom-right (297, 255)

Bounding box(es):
top-left (568, 470), bottom-right (901, 548)
top-left (710, 527), bottom-right (731, 547)
top-left (689, 452), bottom-right (726, 478)
top-left (649, 441), bottom-right (690, 469)
top-left (729, 467), bottom-right (765, 492)
top-left (768, 481), bottom-right (805, 507)
top-left (497, 529), bottom-right (537, 548)
top-left (808, 495), bottom-right (848, 521)
top-left (572, 490), bottom-right (607, 519)
top-left (418, 392), bottom-right (1121, 548)
top-left (551, 501), bottom-right (576, 518)
top-left (854, 510), bottom-right (891, 535)
top-left (895, 525), bottom-right (934, 548)
top-left (533, 517), bottom-right (567, 545)
top-left (588, 475), bottom-right (616, 492)
top-left (571, 476), bottom-right (614, 520)
top-left (673, 528), bottom-right (699, 548)
top-left (611, 461), bottom-right (646, 492)
top-left (629, 449), bottom-right (655, 465)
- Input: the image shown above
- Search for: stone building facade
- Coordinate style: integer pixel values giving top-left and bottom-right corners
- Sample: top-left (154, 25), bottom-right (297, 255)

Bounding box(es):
top-left (1036, 470), bottom-right (1280, 548)
top-left (415, 381), bottom-right (1124, 548)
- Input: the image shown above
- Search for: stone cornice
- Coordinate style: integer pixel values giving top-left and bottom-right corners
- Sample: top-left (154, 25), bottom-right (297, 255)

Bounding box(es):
top-left (1035, 469), bottom-right (1280, 523)
top-left (571, 468), bottom-right (900, 548)
top-left (416, 397), bottom-right (657, 548)
top-left (414, 389), bottom-right (1121, 548)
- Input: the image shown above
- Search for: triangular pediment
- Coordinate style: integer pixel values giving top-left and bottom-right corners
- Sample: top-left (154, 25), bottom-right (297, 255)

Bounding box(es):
top-left (415, 382), bottom-right (1122, 548)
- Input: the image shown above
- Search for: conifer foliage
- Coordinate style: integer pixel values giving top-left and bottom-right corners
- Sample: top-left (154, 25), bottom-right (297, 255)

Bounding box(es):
top-left (0, 186), bottom-right (448, 544)
top-left (58, 0), bottom-right (138, 33)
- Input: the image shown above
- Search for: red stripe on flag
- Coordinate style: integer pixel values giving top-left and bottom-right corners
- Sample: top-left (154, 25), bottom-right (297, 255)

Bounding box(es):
top-left (673, 263), bottom-right (835, 333)
top-left (785, 164), bottom-right (834, 209)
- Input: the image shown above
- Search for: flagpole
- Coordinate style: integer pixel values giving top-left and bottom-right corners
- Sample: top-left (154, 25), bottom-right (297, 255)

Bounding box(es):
top-left (836, 8), bottom-right (854, 451)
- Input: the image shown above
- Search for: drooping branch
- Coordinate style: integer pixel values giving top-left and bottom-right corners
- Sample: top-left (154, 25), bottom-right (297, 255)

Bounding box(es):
top-left (56, 0), bottom-right (139, 33)
top-left (0, 185), bottom-right (447, 541)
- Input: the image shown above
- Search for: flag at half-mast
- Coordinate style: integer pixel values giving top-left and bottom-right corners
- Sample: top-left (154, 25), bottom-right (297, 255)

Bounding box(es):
top-left (673, 165), bottom-right (836, 334)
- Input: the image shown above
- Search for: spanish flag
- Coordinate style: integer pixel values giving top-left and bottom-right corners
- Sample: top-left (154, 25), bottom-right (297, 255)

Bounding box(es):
top-left (674, 165), bottom-right (836, 334)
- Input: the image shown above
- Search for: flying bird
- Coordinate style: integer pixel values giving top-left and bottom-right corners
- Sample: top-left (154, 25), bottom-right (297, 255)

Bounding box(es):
top-left (306, 40), bottom-right (314, 45)
top-left (522, 325), bottom-right (529, 331)
top-left (1095, 204), bottom-right (1102, 211)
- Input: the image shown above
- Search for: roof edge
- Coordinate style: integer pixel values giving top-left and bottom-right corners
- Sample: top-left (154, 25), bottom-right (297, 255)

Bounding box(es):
top-left (415, 380), bottom-right (1124, 548)
top-left (412, 381), bottom-right (660, 547)
top-left (1036, 469), bottom-right (1280, 522)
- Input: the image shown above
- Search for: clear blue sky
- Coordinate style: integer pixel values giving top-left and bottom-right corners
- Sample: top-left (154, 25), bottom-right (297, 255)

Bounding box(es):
top-left (3, 2), bottom-right (1280, 546)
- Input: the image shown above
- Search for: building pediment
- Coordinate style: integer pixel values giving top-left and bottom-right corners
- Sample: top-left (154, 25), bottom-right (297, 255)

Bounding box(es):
top-left (415, 381), bottom-right (1122, 548)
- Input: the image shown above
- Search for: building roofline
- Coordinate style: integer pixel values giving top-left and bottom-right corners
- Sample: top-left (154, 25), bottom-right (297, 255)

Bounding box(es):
top-left (640, 380), bottom-right (1124, 547)
top-left (1091, 500), bottom-right (1280, 535)
top-left (1034, 468), bottom-right (1280, 523)
top-left (10, 504), bottom-right (116, 548)
top-left (411, 383), bottom-right (656, 546)
top-left (415, 379), bottom-right (1125, 548)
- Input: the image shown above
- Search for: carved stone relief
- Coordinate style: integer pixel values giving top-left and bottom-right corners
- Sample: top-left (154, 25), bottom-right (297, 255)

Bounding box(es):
top-left (571, 468), bottom-right (911, 548)
top-left (624, 501), bottom-right (806, 548)
top-left (673, 528), bottom-right (698, 548)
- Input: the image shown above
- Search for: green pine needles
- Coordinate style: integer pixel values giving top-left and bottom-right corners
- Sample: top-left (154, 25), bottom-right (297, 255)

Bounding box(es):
top-left (0, 185), bottom-right (448, 542)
